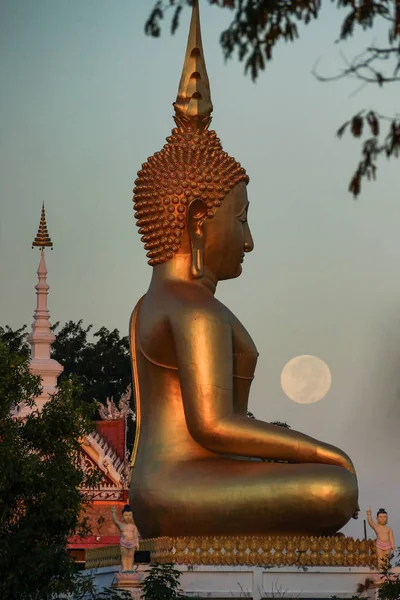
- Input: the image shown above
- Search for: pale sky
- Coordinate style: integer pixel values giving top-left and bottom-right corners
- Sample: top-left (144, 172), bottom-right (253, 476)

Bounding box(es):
top-left (1, 0), bottom-right (399, 541)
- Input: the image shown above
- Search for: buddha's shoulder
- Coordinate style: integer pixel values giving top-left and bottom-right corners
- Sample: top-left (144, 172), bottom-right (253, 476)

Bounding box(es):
top-left (136, 287), bottom-right (232, 364)
top-left (141, 283), bottom-right (230, 323)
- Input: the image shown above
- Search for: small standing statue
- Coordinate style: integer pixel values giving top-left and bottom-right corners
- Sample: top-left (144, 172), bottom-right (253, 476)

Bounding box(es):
top-left (366, 507), bottom-right (395, 568)
top-left (111, 504), bottom-right (139, 572)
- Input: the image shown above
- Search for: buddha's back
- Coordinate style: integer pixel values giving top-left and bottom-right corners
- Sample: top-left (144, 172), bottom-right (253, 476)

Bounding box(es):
top-left (131, 281), bottom-right (248, 463)
top-left (132, 286), bottom-right (219, 459)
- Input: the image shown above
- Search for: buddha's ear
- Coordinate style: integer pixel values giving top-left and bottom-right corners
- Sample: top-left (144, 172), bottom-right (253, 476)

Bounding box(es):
top-left (187, 198), bottom-right (207, 279)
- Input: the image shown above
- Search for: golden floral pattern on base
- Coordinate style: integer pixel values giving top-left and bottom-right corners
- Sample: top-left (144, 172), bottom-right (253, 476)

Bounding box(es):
top-left (140, 536), bottom-right (376, 568)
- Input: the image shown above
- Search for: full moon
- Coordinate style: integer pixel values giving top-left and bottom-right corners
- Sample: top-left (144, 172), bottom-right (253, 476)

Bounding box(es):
top-left (280, 355), bottom-right (332, 404)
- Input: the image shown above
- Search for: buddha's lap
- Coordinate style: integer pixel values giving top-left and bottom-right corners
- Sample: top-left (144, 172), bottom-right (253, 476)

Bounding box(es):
top-left (132, 457), bottom-right (357, 507)
top-left (131, 459), bottom-right (357, 537)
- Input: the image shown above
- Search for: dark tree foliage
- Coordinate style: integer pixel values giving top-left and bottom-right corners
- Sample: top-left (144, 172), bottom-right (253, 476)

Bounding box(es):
top-left (51, 321), bottom-right (131, 406)
top-left (0, 341), bottom-right (100, 600)
top-left (0, 322), bottom-right (132, 407)
top-left (247, 410), bottom-right (291, 430)
top-left (141, 563), bottom-right (185, 600)
top-left (376, 557), bottom-right (400, 600)
top-left (271, 420), bottom-right (291, 428)
top-left (145, 0), bottom-right (400, 196)
top-left (0, 325), bottom-right (30, 357)
top-left (355, 552), bottom-right (400, 600)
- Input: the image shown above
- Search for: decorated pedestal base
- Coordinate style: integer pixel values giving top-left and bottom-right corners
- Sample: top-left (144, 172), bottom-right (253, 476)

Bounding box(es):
top-left (114, 569), bottom-right (143, 587)
top-left (140, 535), bottom-right (377, 568)
top-left (86, 536), bottom-right (383, 599)
top-left (112, 568), bottom-right (144, 598)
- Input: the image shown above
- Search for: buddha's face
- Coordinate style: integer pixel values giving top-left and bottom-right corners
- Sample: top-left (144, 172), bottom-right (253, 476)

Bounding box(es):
top-left (122, 511), bottom-right (133, 523)
top-left (202, 182), bottom-right (254, 281)
top-left (377, 513), bottom-right (388, 525)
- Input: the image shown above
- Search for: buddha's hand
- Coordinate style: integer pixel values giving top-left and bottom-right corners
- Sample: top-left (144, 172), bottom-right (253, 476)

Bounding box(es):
top-left (317, 443), bottom-right (356, 476)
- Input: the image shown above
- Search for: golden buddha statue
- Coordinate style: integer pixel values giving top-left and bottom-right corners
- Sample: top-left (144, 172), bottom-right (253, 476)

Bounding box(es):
top-left (129, 0), bottom-right (358, 539)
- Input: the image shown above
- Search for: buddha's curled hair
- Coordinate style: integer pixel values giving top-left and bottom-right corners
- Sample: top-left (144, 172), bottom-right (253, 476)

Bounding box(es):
top-left (133, 125), bottom-right (249, 266)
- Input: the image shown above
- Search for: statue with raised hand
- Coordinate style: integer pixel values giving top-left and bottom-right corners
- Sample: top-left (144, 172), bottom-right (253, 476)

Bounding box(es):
top-left (111, 504), bottom-right (139, 572)
top-left (367, 507), bottom-right (395, 568)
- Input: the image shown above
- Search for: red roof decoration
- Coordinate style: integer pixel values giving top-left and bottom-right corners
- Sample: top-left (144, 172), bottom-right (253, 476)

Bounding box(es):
top-left (67, 387), bottom-right (133, 560)
top-left (95, 419), bottom-right (126, 462)
top-left (68, 535), bottom-right (120, 550)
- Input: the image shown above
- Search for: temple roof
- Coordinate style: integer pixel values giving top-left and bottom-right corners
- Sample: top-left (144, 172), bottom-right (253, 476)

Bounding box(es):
top-left (96, 420), bottom-right (126, 462)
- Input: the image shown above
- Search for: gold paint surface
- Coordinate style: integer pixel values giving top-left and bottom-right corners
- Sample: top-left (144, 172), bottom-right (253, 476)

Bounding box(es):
top-left (143, 535), bottom-right (374, 567)
top-left (174, 0), bottom-right (213, 123)
top-left (129, 1), bottom-right (359, 539)
top-left (85, 537), bottom-right (376, 569)
top-left (85, 545), bottom-right (121, 569)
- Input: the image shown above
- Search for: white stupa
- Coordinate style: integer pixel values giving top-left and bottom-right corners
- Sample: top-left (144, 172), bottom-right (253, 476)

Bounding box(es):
top-left (18, 204), bottom-right (63, 417)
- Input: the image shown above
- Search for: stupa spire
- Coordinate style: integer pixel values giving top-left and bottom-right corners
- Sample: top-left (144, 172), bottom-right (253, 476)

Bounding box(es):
top-left (32, 202), bottom-right (53, 249)
top-left (17, 205), bottom-right (63, 418)
top-left (173, 0), bottom-right (213, 129)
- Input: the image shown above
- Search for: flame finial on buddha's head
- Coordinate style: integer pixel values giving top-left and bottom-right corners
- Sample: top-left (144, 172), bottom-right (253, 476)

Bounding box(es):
top-left (173, 0), bottom-right (213, 130)
top-left (133, 0), bottom-right (249, 266)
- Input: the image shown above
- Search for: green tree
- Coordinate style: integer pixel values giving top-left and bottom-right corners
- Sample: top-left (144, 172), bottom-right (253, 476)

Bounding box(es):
top-left (0, 340), bottom-right (100, 600)
top-left (247, 410), bottom-right (291, 429)
top-left (271, 420), bottom-right (291, 429)
top-left (0, 322), bottom-right (132, 407)
top-left (146, 0), bottom-right (400, 196)
top-left (0, 325), bottom-right (29, 357)
top-left (51, 321), bottom-right (131, 406)
top-left (378, 568), bottom-right (400, 600)
top-left (141, 563), bottom-right (185, 600)
top-left (355, 552), bottom-right (400, 600)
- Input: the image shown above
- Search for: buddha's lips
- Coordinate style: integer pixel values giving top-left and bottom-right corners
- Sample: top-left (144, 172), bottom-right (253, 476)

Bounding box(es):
top-left (240, 254), bottom-right (245, 263)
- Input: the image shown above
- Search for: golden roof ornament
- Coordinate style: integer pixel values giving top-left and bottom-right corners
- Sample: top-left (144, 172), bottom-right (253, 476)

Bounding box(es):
top-left (32, 203), bottom-right (53, 249)
top-left (173, 0), bottom-right (213, 130)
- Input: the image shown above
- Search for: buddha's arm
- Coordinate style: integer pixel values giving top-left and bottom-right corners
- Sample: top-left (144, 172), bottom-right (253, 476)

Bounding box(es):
top-left (172, 307), bottom-right (355, 473)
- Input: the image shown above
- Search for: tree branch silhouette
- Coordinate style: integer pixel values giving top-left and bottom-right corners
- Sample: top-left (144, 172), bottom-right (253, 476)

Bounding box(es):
top-left (145, 0), bottom-right (400, 197)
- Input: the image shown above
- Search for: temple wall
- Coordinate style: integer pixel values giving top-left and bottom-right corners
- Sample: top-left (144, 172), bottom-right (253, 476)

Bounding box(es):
top-left (87, 564), bottom-right (396, 599)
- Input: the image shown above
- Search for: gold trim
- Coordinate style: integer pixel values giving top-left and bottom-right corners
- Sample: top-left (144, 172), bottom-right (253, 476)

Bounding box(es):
top-left (85, 545), bottom-right (121, 569)
top-left (129, 296), bottom-right (145, 469)
top-left (140, 535), bottom-right (377, 568)
top-left (32, 203), bottom-right (53, 249)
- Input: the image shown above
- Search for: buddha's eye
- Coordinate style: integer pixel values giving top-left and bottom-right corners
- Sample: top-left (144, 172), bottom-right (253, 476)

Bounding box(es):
top-left (240, 218), bottom-right (247, 224)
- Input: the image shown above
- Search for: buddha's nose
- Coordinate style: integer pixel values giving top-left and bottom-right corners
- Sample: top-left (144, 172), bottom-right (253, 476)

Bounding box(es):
top-left (244, 227), bottom-right (254, 253)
